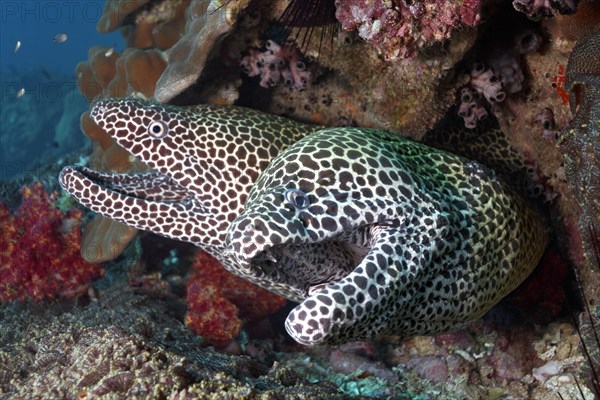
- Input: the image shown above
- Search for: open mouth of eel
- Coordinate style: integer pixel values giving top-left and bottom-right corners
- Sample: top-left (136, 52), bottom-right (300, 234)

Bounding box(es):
top-left (59, 165), bottom-right (195, 205)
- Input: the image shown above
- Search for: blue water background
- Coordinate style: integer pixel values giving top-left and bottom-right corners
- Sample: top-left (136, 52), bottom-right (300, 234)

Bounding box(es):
top-left (1, 0), bottom-right (123, 180)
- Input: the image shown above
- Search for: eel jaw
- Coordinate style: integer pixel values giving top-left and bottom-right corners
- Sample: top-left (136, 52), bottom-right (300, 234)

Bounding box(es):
top-left (58, 165), bottom-right (205, 244)
top-left (59, 165), bottom-right (194, 204)
top-left (225, 215), bottom-right (364, 302)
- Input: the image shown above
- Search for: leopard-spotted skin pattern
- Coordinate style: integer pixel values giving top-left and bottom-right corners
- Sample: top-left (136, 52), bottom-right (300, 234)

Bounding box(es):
top-left (225, 128), bottom-right (548, 345)
top-left (59, 98), bottom-right (321, 288)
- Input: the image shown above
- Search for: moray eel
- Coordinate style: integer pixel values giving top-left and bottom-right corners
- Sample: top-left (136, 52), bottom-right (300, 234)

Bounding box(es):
top-left (225, 128), bottom-right (548, 345)
top-left (58, 98), bottom-right (320, 285)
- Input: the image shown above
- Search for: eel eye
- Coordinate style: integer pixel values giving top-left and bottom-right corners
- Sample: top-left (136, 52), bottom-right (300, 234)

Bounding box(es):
top-left (284, 189), bottom-right (310, 210)
top-left (148, 120), bottom-right (169, 138)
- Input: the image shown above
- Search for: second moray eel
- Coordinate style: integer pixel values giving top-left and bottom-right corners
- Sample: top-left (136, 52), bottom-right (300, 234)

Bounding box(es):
top-left (225, 128), bottom-right (548, 345)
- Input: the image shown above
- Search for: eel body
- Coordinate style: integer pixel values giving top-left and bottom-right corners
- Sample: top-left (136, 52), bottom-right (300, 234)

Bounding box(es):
top-left (225, 128), bottom-right (548, 345)
top-left (59, 98), bottom-right (320, 281)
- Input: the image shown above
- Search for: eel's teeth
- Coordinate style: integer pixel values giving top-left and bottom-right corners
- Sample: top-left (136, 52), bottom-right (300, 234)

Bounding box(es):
top-left (307, 283), bottom-right (328, 296)
top-left (264, 250), bottom-right (277, 263)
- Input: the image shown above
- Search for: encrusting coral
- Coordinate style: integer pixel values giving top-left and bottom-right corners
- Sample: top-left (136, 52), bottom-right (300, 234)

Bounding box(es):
top-left (334, 0), bottom-right (482, 60)
top-left (185, 251), bottom-right (287, 347)
top-left (0, 183), bottom-right (103, 302)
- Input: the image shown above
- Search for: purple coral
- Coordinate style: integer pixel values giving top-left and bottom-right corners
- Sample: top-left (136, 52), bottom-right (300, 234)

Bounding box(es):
top-left (334, 0), bottom-right (482, 60)
top-left (240, 40), bottom-right (310, 90)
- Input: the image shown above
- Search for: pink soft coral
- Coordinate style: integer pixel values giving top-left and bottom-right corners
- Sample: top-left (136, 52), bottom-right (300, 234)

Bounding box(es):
top-left (240, 40), bottom-right (310, 90)
top-left (0, 182), bottom-right (103, 302)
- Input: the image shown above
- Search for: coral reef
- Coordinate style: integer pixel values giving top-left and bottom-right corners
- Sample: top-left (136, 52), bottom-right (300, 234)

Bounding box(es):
top-left (97, 0), bottom-right (150, 33)
top-left (0, 182), bottom-right (103, 302)
top-left (267, 24), bottom-right (478, 138)
top-left (185, 251), bottom-right (287, 347)
top-left (19, 0), bottom-right (597, 396)
top-left (334, 0), bottom-right (482, 60)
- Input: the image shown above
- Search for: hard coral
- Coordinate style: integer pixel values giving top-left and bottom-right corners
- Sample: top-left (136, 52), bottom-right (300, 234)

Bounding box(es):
top-left (334, 0), bottom-right (482, 60)
top-left (241, 40), bottom-right (311, 90)
top-left (153, 0), bottom-right (241, 102)
top-left (97, 0), bottom-right (150, 33)
top-left (0, 183), bottom-right (103, 302)
top-left (185, 251), bottom-right (287, 347)
top-left (75, 46), bottom-right (166, 262)
top-left (123, 0), bottom-right (191, 50)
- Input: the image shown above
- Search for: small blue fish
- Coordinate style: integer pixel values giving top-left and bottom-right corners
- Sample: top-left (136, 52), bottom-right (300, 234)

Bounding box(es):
top-left (54, 33), bottom-right (68, 43)
top-left (14, 40), bottom-right (21, 53)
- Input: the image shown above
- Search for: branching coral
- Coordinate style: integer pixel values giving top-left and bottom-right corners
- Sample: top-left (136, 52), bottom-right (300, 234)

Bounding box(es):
top-left (241, 40), bottom-right (311, 90)
top-left (0, 183), bottom-right (103, 302)
top-left (334, 0), bottom-right (482, 60)
top-left (185, 251), bottom-right (287, 347)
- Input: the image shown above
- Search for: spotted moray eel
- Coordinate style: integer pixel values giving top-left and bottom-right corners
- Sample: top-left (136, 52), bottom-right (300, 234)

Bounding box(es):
top-left (59, 98), bottom-right (320, 279)
top-left (225, 128), bottom-right (548, 345)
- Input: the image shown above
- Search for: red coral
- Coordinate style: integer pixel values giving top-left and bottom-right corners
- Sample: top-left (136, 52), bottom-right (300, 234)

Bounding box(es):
top-left (185, 251), bottom-right (287, 347)
top-left (0, 182), bottom-right (103, 302)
